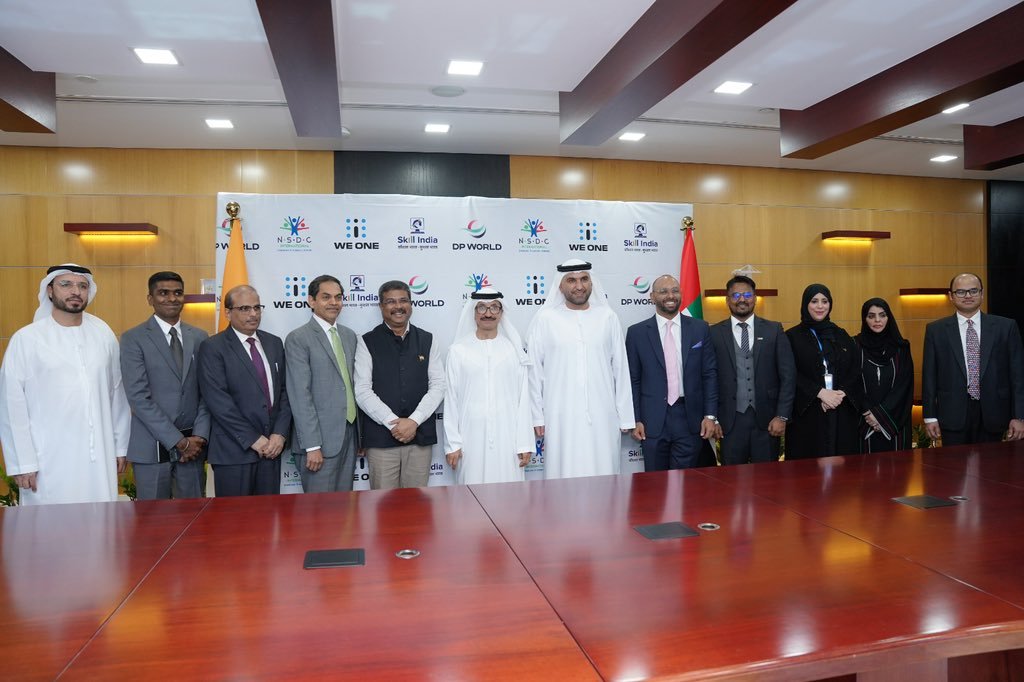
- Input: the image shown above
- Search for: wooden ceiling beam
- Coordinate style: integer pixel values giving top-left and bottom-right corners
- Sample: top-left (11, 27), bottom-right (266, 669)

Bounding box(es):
top-left (559, 0), bottom-right (798, 146)
top-left (964, 115), bottom-right (1024, 171)
top-left (0, 45), bottom-right (55, 134)
top-left (255, 0), bottom-right (341, 138)
top-left (779, 3), bottom-right (1024, 160)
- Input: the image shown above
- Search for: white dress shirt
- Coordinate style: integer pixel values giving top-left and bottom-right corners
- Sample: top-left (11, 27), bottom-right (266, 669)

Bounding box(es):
top-left (353, 325), bottom-right (445, 428)
top-left (152, 315), bottom-right (182, 349)
top-left (731, 315), bottom-right (755, 349)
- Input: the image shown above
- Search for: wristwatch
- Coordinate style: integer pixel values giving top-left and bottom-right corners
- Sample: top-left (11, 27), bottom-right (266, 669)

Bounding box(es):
top-left (777, 416), bottom-right (789, 422)
top-left (705, 415), bottom-right (719, 424)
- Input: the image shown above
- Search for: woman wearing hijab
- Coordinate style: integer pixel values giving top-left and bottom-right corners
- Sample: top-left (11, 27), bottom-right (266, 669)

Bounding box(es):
top-left (855, 298), bottom-right (913, 452)
top-left (785, 284), bottom-right (863, 459)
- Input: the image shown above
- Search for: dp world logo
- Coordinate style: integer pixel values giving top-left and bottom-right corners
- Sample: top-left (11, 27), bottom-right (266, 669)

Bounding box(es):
top-left (466, 219), bottom-right (486, 238)
top-left (409, 276), bottom-right (429, 295)
top-left (465, 273), bottom-right (491, 291)
top-left (631, 276), bottom-right (651, 294)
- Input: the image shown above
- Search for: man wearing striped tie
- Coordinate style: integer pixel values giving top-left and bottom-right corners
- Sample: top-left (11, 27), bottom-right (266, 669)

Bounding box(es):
top-left (922, 273), bottom-right (1024, 445)
top-left (285, 275), bottom-right (361, 493)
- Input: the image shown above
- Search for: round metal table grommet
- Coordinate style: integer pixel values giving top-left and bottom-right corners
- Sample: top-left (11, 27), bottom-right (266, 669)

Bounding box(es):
top-left (950, 495), bottom-right (969, 502)
top-left (697, 523), bottom-right (720, 531)
top-left (395, 549), bottom-right (421, 559)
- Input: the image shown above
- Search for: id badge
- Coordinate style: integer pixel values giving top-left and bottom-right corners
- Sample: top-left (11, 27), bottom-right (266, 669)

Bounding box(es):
top-left (824, 373), bottom-right (834, 390)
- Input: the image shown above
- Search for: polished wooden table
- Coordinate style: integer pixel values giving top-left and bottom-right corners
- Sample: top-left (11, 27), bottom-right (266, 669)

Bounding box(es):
top-left (5, 443), bottom-right (1024, 681)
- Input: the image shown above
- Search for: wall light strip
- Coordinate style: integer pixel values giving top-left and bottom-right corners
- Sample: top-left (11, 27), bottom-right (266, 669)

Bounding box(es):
top-left (184, 294), bottom-right (215, 304)
top-left (821, 230), bottom-right (890, 241)
top-left (65, 222), bottom-right (159, 236)
top-left (899, 288), bottom-right (948, 296)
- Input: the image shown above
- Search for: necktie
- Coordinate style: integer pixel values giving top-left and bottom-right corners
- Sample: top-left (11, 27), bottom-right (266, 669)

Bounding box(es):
top-left (739, 322), bottom-right (749, 354)
top-left (664, 321), bottom-right (679, 406)
top-left (329, 327), bottom-right (357, 423)
top-left (169, 326), bottom-right (184, 374)
top-left (246, 337), bottom-right (272, 412)
top-left (966, 319), bottom-right (981, 400)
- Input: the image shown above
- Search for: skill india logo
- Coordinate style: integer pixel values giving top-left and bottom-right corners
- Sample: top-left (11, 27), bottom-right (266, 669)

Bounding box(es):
top-left (408, 276), bottom-right (429, 295)
top-left (465, 273), bottom-right (491, 291)
top-left (631, 276), bottom-right (651, 294)
top-left (521, 218), bottom-right (547, 237)
top-left (465, 219), bottom-right (486, 238)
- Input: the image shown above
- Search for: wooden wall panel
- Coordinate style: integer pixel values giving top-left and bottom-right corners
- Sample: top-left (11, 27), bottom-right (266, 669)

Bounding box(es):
top-left (0, 147), bottom-right (333, 349)
top-left (511, 155), bottom-right (985, 406)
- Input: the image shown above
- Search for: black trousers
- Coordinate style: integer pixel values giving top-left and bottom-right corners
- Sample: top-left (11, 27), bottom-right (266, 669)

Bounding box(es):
top-left (720, 407), bottom-right (780, 465)
top-left (941, 398), bottom-right (1004, 446)
top-left (212, 457), bottom-right (281, 496)
top-left (642, 400), bottom-right (702, 471)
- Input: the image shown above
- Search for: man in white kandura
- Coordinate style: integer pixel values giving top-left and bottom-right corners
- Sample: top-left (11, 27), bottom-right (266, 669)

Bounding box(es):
top-left (0, 264), bottom-right (131, 504)
top-left (444, 288), bottom-right (534, 485)
top-left (526, 259), bottom-right (635, 479)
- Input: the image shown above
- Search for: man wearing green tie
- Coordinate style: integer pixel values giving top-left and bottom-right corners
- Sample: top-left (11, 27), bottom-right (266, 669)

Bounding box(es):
top-left (285, 275), bottom-right (360, 492)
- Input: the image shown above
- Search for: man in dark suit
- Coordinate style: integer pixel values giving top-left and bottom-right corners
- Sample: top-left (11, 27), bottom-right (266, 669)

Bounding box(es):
top-left (285, 275), bottom-right (359, 493)
top-left (198, 285), bottom-right (292, 496)
top-left (121, 271), bottom-right (210, 499)
top-left (923, 273), bottom-right (1024, 445)
top-left (709, 275), bottom-right (795, 465)
top-left (626, 274), bottom-right (718, 471)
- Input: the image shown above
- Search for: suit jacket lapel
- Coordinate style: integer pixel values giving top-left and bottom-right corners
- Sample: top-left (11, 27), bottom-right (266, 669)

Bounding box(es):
top-left (948, 315), bottom-right (968, 380)
top-left (678, 317), bottom-right (693, 368)
top-left (749, 316), bottom-right (763, 368)
top-left (978, 312), bottom-right (993, 379)
top-left (228, 331), bottom-right (263, 388)
top-left (257, 330), bottom-right (281, 390)
top-left (312, 319), bottom-right (343, 376)
top-left (716, 323), bottom-right (736, 372)
top-left (181, 325), bottom-right (196, 380)
top-left (646, 317), bottom-right (666, 371)
top-left (146, 317), bottom-right (181, 381)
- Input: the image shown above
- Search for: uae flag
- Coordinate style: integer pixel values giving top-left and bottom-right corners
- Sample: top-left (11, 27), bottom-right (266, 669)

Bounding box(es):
top-left (219, 216), bottom-right (249, 331)
top-left (679, 227), bottom-right (702, 319)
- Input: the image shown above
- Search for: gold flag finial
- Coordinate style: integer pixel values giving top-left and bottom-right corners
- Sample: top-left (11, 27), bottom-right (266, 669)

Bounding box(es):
top-left (225, 201), bottom-right (240, 219)
top-left (681, 216), bottom-right (695, 231)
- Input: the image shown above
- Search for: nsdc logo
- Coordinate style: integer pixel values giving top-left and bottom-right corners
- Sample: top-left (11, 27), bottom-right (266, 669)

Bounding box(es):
top-left (464, 273), bottom-right (491, 291)
top-left (409, 276), bottom-right (429, 295)
top-left (631, 277), bottom-right (651, 294)
top-left (624, 222), bottom-right (660, 253)
top-left (337, 217), bottom-right (380, 251)
top-left (452, 219), bottom-right (502, 251)
top-left (518, 218), bottom-right (550, 253)
top-left (277, 215), bottom-right (313, 252)
top-left (407, 276), bottom-right (445, 309)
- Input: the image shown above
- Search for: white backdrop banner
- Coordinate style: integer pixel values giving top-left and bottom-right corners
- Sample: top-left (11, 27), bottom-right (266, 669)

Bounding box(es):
top-left (215, 193), bottom-right (693, 491)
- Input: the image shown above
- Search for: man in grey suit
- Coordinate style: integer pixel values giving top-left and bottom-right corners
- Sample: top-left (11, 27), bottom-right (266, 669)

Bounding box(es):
top-left (923, 272), bottom-right (1024, 445)
top-left (198, 285), bottom-right (291, 496)
top-left (285, 275), bottom-right (359, 493)
top-left (710, 275), bottom-right (796, 465)
top-left (121, 271), bottom-right (210, 499)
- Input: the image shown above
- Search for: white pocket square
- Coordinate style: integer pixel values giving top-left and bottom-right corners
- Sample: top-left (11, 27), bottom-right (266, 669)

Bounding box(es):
top-left (691, 341), bottom-right (702, 349)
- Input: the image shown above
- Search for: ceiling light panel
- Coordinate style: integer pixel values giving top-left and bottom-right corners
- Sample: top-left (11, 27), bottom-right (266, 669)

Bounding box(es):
top-left (133, 48), bottom-right (178, 65)
top-left (425, 123), bottom-right (450, 133)
top-left (714, 81), bottom-right (752, 95)
top-left (447, 60), bottom-right (483, 76)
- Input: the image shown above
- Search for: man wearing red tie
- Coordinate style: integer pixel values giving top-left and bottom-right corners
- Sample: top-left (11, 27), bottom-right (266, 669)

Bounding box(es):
top-left (922, 273), bottom-right (1024, 445)
top-left (198, 285), bottom-right (292, 496)
top-left (626, 274), bottom-right (718, 471)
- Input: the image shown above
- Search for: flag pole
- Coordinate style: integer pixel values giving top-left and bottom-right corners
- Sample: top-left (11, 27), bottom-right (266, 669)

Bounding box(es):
top-left (679, 215), bottom-right (703, 320)
top-left (219, 201), bottom-right (249, 332)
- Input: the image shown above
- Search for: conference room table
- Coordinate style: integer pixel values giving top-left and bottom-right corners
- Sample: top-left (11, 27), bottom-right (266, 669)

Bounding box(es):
top-left (4, 441), bottom-right (1024, 680)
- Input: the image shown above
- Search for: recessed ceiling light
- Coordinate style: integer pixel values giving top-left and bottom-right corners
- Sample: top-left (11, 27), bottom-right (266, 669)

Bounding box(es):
top-left (930, 154), bottom-right (958, 163)
top-left (133, 48), bottom-right (178, 65)
top-left (341, 126), bottom-right (351, 137)
top-left (714, 81), bottom-right (752, 95)
top-left (447, 60), bottom-right (483, 76)
top-left (942, 103), bottom-right (970, 114)
top-left (618, 132), bottom-right (645, 142)
top-left (431, 85), bottom-right (466, 98)
top-left (205, 119), bottom-right (234, 129)
top-left (425, 123), bottom-right (450, 134)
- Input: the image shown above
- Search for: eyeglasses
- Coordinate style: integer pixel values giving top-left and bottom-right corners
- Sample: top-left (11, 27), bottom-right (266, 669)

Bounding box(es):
top-left (475, 303), bottom-right (502, 315)
top-left (228, 304), bottom-right (265, 313)
top-left (729, 291), bottom-right (754, 301)
top-left (654, 287), bottom-right (680, 296)
top-left (951, 288), bottom-right (982, 298)
top-left (382, 298), bottom-right (411, 306)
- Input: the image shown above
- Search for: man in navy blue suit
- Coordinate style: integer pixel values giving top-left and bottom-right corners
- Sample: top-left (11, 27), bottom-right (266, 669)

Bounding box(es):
top-left (198, 285), bottom-right (292, 496)
top-left (626, 275), bottom-right (718, 471)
